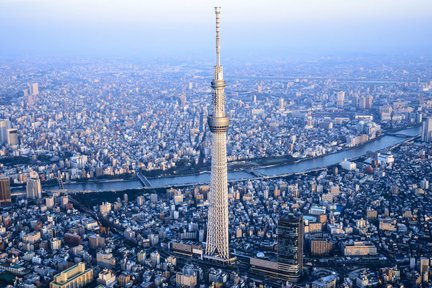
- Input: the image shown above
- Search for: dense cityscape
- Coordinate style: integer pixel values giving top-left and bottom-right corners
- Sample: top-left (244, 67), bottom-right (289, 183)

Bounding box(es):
top-left (1, 2), bottom-right (432, 288)
top-left (0, 57), bottom-right (429, 182)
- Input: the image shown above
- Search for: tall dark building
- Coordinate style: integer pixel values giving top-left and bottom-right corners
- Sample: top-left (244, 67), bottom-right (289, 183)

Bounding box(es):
top-left (0, 177), bottom-right (11, 203)
top-left (277, 213), bottom-right (304, 282)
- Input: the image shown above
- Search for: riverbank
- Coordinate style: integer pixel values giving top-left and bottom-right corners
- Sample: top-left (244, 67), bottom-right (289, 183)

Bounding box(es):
top-left (136, 125), bottom-right (420, 179)
top-left (11, 125), bottom-right (419, 193)
top-left (144, 125), bottom-right (422, 178)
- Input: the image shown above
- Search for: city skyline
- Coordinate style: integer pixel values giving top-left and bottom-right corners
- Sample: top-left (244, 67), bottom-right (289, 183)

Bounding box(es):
top-left (1, 2), bottom-right (432, 287)
top-left (0, 0), bottom-right (431, 59)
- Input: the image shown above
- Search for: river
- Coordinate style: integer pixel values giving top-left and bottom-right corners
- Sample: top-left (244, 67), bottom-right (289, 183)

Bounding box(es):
top-left (40, 126), bottom-right (420, 192)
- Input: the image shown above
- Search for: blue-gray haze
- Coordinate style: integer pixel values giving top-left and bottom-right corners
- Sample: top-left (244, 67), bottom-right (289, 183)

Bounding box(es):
top-left (1, 0), bottom-right (431, 60)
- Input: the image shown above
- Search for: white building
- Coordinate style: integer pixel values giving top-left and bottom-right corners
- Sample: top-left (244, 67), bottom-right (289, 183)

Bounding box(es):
top-left (422, 117), bottom-right (432, 142)
top-left (97, 269), bottom-right (116, 287)
top-left (340, 159), bottom-right (356, 171)
top-left (0, 119), bottom-right (11, 144)
top-left (26, 171), bottom-right (42, 200)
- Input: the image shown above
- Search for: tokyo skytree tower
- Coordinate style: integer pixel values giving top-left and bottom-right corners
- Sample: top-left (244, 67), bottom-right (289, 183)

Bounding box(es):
top-left (205, 7), bottom-right (230, 261)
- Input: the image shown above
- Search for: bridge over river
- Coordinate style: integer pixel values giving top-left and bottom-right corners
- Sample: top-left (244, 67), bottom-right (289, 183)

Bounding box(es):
top-left (10, 126), bottom-right (419, 195)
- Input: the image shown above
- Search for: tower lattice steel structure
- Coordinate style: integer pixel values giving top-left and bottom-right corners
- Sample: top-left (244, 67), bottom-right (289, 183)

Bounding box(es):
top-left (205, 6), bottom-right (230, 260)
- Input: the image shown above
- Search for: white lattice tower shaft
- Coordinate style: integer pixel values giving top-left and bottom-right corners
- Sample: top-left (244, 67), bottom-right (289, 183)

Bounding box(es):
top-left (205, 6), bottom-right (230, 260)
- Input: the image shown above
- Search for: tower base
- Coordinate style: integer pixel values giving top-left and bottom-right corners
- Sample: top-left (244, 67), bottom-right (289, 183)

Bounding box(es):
top-left (203, 255), bottom-right (237, 265)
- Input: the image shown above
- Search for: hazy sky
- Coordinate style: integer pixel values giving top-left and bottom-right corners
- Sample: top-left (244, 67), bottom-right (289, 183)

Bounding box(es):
top-left (1, 0), bottom-right (431, 60)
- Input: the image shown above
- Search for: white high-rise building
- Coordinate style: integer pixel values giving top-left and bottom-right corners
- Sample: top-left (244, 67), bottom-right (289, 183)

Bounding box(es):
top-left (205, 7), bottom-right (231, 262)
top-left (337, 91), bottom-right (345, 108)
top-left (28, 82), bottom-right (39, 95)
top-left (26, 171), bottom-right (42, 200)
top-left (0, 119), bottom-right (11, 144)
top-left (422, 117), bottom-right (432, 142)
top-left (279, 98), bottom-right (285, 110)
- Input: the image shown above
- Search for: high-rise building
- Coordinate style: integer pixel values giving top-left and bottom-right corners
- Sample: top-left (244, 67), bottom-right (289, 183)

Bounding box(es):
top-left (306, 112), bottom-right (313, 128)
top-left (50, 262), bottom-right (93, 288)
top-left (150, 251), bottom-right (160, 267)
top-left (277, 213), bottom-right (304, 283)
top-left (257, 84), bottom-right (263, 93)
top-left (180, 93), bottom-right (187, 108)
top-left (0, 177), bottom-right (11, 203)
top-left (26, 171), bottom-right (42, 200)
top-left (422, 117), bottom-right (432, 142)
top-left (352, 93), bottom-right (359, 108)
top-left (46, 196), bottom-right (55, 208)
top-left (337, 91), bottom-right (345, 108)
top-left (365, 95), bottom-right (373, 109)
top-left (137, 250), bottom-right (146, 264)
top-left (279, 98), bottom-right (285, 110)
top-left (28, 82), bottom-right (39, 95)
top-left (358, 96), bottom-right (367, 110)
top-left (137, 195), bottom-right (144, 206)
top-left (7, 128), bottom-right (18, 146)
top-left (0, 119), bottom-right (11, 144)
top-left (205, 7), bottom-right (231, 262)
top-left (420, 257), bottom-right (430, 276)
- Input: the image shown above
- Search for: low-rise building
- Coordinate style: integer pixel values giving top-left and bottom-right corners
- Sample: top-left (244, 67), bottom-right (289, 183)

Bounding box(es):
top-left (50, 262), bottom-right (93, 288)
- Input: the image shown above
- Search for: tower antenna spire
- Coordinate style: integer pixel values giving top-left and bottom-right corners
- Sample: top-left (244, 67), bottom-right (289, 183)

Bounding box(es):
top-left (215, 6), bottom-right (221, 66)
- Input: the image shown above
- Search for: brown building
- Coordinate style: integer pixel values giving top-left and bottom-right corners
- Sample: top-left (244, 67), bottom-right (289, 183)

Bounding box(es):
top-left (310, 239), bottom-right (335, 257)
top-left (63, 233), bottom-right (82, 247)
top-left (0, 177), bottom-right (11, 203)
top-left (118, 274), bottom-right (132, 288)
top-left (343, 241), bottom-right (377, 256)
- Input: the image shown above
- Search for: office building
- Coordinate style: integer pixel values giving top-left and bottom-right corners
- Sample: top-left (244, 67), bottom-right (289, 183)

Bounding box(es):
top-left (365, 95), bottom-right (373, 109)
top-left (50, 238), bottom-right (62, 250)
top-left (7, 129), bottom-right (18, 146)
top-left (46, 196), bottom-right (55, 208)
top-left (50, 262), bottom-right (93, 288)
top-left (137, 250), bottom-right (146, 264)
top-left (0, 119), bottom-right (10, 144)
top-left (422, 117), bottom-right (432, 142)
top-left (419, 257), bottom-right (430, 276)
top-left (0, 177), bottom-right (11, 203)
top-left (26, 171), bottom-right (42, 200)
top-left (343, 241), bottom-right (377, 256)
top-left (277, 213), bottom-right (304, 282)
top-left (150, 251), bottom-right (160, 267)
top-left (205, 7), bottom-right (231, 262)
top-left (279, 98), bottom-right (285, 110)
top-left (89, 234), bottom-right (106, 249)
top-left (97, 252), bottom-right (116, 269)
top-left (28, 82), bottom-right (39, 95)
top-left (176, 265), bottom-right (198, 288)
top-left (118, 274), bottom-right (132, 287)
top-left (337, 91), bottom-right (345, 108)
top-left (97, 269), bottom-right (116, 287)
top-left (310, 238), bottom-right (334, 257)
